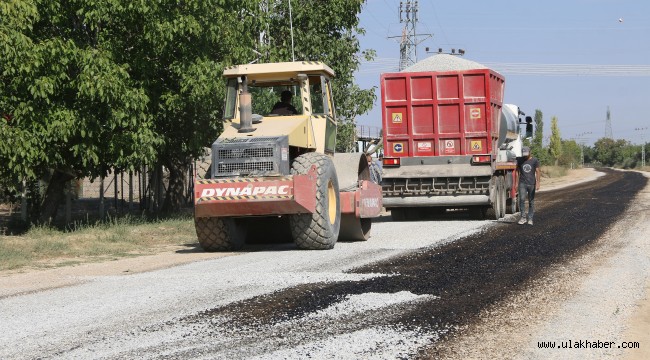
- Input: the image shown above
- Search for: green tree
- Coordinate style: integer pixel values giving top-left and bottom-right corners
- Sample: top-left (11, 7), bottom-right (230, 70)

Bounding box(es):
top-left (257, 0), bottom-right (376, 153)
top-left (1, 1), bottom-right (159, 222)
top-left (529, 109), bottom-right (551, 165)
top-left (549, 116), bottom-right (562, 165)
top-left (583, 145), bottom-right (596, 165)
top-left (593, 137), bottom-right (630, 166)
top-left (558, 139), bottom-right (581, 167)
top-left (103, 1), bottom-right (257, 212)
top-left (2, 0), bottom-right (376, 217)
top-left (531, 109), bottom-right (543, 149)
top-left (619, 141), bottom-right (637, 168)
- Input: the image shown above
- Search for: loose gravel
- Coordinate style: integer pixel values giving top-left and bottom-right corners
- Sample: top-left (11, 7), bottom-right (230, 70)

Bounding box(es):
top-left (402, 54), bottom-right (488, 72)
top-left (0, 214), bottom-right (491, 359)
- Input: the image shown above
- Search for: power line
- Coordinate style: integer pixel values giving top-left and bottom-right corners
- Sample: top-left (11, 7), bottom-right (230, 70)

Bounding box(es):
top-left (483, 63), bottom-right (650, 76)
top-left (362, 6), bottom-right (392, 39)
top-left (358, 59), bottom-right (650, 76)
top-left (426, 0), bottom-right (450, 46)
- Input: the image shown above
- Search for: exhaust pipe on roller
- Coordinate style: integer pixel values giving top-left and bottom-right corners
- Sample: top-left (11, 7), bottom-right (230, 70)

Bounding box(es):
top-left (238, 76), bottom-right (255, 134)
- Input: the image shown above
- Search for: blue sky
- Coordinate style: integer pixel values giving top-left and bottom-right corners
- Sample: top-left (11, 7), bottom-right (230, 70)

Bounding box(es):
top-left (355, 0), bottom-right (650, 145)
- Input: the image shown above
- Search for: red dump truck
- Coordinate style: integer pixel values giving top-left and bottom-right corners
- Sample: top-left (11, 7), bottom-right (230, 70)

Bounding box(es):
top-left (380, 55), bottom-right (532, 220)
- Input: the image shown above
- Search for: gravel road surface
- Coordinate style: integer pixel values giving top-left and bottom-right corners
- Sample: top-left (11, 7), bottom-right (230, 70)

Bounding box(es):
top-left (1, 168), bottom-right (648, 359)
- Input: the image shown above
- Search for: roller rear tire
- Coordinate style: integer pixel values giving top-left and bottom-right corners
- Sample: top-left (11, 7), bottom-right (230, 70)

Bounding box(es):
top-left (195, 217), bottom-right (246, 251)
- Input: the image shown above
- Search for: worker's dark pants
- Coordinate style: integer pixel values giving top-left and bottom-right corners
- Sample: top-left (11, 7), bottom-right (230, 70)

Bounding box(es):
top-left (518, 183), bottom-right (536, 220)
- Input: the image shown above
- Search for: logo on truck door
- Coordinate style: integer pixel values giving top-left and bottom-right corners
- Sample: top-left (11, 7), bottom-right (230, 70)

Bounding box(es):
top-left (392, 112), bottom-right (403, 123)
top-left (417, 141), bottom-right (432, 151)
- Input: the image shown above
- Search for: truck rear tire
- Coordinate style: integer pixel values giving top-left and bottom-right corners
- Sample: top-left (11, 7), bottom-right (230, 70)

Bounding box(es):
top-left (507, 193), bottom-right (518, 214)
top-left (289, 153), bottom-right (341, 250)
top-left (498, 175), bottom-right (507, 219)
top-left (491, 176), bottom-right (502, 220)
top-left (195, 217), bottom-right (246, 251)
top-left (390, 208), bottom-right (406, 221)
top-left (470, 206), bottom-right (488, 220)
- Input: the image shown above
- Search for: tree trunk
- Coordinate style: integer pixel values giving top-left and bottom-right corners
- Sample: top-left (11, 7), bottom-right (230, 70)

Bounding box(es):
top-left (162, 159), bottom-right (190, 213)
top-left (39, 170), bottom-right (74, 224)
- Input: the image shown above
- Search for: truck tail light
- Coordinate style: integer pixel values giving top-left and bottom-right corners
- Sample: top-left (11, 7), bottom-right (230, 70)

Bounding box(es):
top-left (383, 157), bottom-right (400, 167)
top-left (471, 155), bottom-right (491, 164)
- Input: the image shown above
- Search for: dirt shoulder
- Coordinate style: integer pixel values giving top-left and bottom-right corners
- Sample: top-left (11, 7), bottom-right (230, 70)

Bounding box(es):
top-left (0, 245), bottom-right (234, 299)
top-left (538, 166), bottom-right (604, 193)
top-left (0, 167), bottom-right (605, 299)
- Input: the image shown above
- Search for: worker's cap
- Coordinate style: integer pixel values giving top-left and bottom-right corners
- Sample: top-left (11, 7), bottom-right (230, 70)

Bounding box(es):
top-left (522, 146), bottom-right (531, 156)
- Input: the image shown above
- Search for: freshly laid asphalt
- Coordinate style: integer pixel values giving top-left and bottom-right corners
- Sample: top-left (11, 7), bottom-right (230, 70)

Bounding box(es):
top-left (172, 169), bottom-right (647, 358)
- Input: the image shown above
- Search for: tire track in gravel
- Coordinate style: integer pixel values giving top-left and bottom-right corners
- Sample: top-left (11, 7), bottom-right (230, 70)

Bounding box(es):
top-left (153, 169), bottom-right (647, 358)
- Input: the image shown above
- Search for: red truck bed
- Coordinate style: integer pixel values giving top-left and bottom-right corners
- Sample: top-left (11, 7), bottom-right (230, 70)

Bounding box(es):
top-left (381, 69), bottom-right (504, 159)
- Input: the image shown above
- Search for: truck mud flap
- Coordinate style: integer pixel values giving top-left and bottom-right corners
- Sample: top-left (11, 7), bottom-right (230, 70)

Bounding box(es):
top-left (194, 171), bottom-right (318, 218)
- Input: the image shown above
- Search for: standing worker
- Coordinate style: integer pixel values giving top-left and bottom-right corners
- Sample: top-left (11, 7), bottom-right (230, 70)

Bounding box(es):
top-left (366, 153), bottom-right (382, 184)
top-left (517, 146), bottom-right (540, 225)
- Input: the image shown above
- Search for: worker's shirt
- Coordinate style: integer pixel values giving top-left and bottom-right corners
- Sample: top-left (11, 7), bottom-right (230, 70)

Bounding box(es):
top-left (518, 157), bottom-right (540, 186)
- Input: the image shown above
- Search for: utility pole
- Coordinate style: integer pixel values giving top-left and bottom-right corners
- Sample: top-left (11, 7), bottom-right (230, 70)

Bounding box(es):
top-left (288, 0), bottom-right (295, 61)
top-left (636, 127), bottom-right (648, 167)
top-left (388, 1), bottom-right (431, 70)
top-left (573, 132), bottom-right (592, 167)
top-left (605, 106), bottom-right (613, 139)
top-left (399, 1), bottom-right (417, 70)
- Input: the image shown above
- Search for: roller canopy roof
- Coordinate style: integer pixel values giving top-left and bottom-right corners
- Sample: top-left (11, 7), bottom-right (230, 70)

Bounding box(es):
top-left (223, 61), bottom-right (335, 78)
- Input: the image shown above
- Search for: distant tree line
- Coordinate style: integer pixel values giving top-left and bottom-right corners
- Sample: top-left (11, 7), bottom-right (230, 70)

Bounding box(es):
top-left (526, 109), bottom-right (648, 169)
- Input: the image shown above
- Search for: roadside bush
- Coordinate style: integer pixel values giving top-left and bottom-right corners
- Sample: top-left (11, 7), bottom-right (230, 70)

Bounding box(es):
top-left (541, 166), bottom-right (567, 178)
top-left (620, 158), bottom-right (637, 169)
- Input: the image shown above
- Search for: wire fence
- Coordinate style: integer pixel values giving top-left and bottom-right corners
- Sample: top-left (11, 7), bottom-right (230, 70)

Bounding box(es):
top-left (1, 151), bottom-right (212, 234)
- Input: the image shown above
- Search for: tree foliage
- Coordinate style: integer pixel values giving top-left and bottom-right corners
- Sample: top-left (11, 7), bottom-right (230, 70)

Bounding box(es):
top-left (593, 138), bottom-right (635, 167)
top-left (255, 0), bottom-right (376, 152)
top-left (529, 109), bottom-right (551, 165)
top-left (548, 116), bottom-right (562, 165)
top-left (1, 0), bottom-right (375, 217)
top-left (558, 139), bottom-right (581, 167)
top-left (518, 108), bottom-right (646, 169)
top-left (1, 0), bottom-right (160, 221)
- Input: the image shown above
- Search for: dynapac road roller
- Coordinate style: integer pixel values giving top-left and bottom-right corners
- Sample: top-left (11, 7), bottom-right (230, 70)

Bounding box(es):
top-left (194, 61), bottom-right (382, 251)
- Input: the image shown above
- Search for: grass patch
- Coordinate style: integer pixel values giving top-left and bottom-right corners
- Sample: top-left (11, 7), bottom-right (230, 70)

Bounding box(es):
top-left (0, 214), bottom-right (197, 272)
